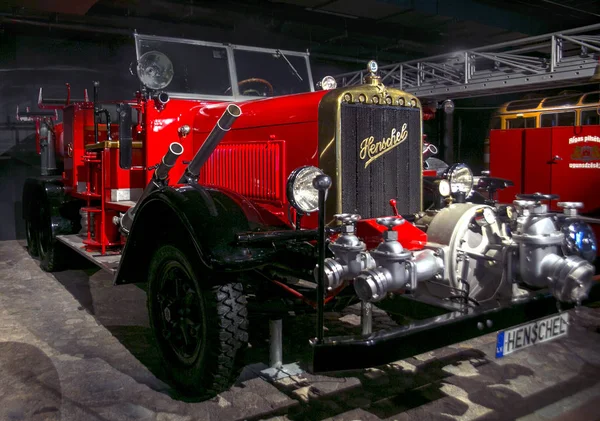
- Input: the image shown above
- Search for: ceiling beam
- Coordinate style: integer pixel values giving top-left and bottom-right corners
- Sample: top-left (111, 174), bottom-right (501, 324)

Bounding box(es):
top-left (5, 0), bottom-right (99, 15)
top-left (375, 0), bottom-right (551, 34)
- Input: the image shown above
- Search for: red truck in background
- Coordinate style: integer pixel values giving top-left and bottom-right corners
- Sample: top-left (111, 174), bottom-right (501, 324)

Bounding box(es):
top-left (488, 91), bottom-right (600, 254)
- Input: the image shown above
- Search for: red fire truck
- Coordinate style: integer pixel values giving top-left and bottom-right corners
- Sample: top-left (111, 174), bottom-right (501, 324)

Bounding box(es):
top-left (21, 33), bottom-right (598, 399)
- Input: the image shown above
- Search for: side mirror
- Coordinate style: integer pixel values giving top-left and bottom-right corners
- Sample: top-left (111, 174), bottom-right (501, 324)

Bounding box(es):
top-left (118, 103), bottom-right (133, 169)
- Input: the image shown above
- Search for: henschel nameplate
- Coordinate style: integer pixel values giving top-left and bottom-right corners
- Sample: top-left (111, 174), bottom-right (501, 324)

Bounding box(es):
top-left (359, 124), bottom-right (408, 168)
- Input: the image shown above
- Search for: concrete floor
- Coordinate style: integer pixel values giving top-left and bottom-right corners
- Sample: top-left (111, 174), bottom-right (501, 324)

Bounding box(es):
top-left (1, 240), bottom-right (600, 421)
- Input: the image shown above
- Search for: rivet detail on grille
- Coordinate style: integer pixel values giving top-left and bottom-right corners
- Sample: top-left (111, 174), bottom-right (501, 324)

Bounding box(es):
top-left (397, 97), bottom-right (405, 106)
top-left (372, 96), bottom-right (379, 104)
top-left (359, 94), bottom-right (366, 103)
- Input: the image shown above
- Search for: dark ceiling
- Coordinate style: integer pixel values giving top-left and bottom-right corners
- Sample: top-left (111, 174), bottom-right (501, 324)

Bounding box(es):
top-left (2, 0), bottom-right (600, 67)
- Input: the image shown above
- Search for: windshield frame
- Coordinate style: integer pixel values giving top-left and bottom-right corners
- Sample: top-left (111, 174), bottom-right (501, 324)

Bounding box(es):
top-left (134, 33), bottom-right (315, 101)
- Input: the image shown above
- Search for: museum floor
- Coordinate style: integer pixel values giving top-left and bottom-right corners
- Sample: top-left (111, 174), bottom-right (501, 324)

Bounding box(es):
top-left (1, 239), bottom-right (600, 421)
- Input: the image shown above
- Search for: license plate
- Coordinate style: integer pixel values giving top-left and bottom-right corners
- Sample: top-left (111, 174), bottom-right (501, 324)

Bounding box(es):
top-left (496, 312), bottom-right (569, 358)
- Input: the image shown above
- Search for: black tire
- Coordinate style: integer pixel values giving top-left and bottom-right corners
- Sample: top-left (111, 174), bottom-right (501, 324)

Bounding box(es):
top-left (25, 217), bottom-right (40, 258)
top-left (36, 204), bottom-right (66, 272)
top-left (148, 245), bottom-right (248, 398)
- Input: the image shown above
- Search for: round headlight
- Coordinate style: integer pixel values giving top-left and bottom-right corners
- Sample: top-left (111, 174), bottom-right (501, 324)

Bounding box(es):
top-left (443, 163), bottom-right (474, 196)
top-left (286, 166), bottom-right (324, 214)
top-left (438, 179), bottom-right (450, 197)
top-left (320, 76), bottom-right (337, 90)
top-left (562, 220), bottom-right (597, 263)
top-left (137, 50), bottom-right (174, 90)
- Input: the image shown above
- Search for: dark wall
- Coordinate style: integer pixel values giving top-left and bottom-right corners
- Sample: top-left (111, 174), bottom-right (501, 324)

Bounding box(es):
top-left (0, 34), bottom-right (137, 151)
top-left (0, 33), bottom-right (139, 240)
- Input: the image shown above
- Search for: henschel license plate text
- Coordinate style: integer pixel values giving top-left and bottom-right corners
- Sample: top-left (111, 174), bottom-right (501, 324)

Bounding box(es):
top-left (496, 312), bottom-right (569, 358)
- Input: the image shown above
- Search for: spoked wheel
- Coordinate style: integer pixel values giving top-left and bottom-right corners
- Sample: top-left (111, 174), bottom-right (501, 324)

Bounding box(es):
top-left (148, 245), bottom-right (248, 398)
top-left (156, 260), bottom-right (204, 364)
top-left (36, 204), bottom-right (66, 272)
top-left (25, 217), bottom-right (40, 258)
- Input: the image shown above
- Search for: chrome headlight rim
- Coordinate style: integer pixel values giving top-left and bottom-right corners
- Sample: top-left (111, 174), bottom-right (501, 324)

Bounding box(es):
top-left (443, 163), bottom-right (474, 197)
top-left (561, 219), bottom-right (598, 263)
top-left (319, 75), bottom-right (337, 90)
top-left (286, 165), bottom-right (324, 214)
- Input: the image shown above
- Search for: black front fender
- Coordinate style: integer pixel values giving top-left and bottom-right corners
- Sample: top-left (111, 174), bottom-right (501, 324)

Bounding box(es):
top-left (114, 184), bottom-right (287, 285)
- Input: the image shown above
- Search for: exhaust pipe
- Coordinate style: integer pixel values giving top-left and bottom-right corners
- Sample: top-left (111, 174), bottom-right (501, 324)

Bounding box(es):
top-left (180, 104), bottom-right (242, 184)
top-left (154, 91), bottom-right (170, 111)
top-left (118, 142), bottom-right (184, 234)
top-left (39, 121), bottom-right (58, 176)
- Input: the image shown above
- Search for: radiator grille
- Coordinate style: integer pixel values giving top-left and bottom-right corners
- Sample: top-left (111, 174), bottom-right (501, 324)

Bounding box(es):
top-left (199, 141), bottom-right (285, 201)
top-left (340, 103), bottom-right (421, 218)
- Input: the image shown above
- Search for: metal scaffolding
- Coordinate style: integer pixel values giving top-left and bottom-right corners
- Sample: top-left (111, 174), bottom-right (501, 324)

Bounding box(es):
top-left (333, 23), bottom-right (600, 100)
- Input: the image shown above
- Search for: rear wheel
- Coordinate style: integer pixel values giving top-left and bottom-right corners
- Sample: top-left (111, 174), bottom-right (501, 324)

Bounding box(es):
top-left (148, 245), bottom-right (248, 398)
top-left (37, 204), bottom-right (66, 272)
top-left (25, 217), bottom-right (39, 258)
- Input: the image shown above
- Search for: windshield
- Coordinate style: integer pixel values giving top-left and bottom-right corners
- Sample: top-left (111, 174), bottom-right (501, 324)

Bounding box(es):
top-left (135, 34), bottom-right (314, 100)
top-left (235, 49), bottom-right (311, 97)
top-left (136, 37), bottom-right (231, 97)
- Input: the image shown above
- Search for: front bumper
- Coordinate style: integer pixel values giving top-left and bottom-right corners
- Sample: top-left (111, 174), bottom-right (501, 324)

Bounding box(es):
top-left (310, 293), bottom-right (567, 373)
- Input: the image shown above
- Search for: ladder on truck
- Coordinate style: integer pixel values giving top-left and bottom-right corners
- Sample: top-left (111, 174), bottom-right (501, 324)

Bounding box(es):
top-left (334, 23), bottom-right (600, 100)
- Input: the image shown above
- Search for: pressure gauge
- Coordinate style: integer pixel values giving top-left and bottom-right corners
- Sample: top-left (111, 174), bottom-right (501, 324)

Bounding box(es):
top-left (482, 208), bottom-right (496, 224)
top-left (438, 179), bottom-right (451, 197)
top-left (475, 207), bottom-right (496, 227)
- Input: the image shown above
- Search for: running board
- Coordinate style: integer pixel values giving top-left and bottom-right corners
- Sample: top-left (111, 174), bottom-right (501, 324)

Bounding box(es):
top-left (56, 234), bottom-right (121, 275)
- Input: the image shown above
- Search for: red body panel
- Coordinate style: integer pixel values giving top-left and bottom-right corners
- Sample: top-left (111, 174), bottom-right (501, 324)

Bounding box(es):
top-left (490, 126), bottom-right (600, 213)
top-left (550, 126), bottom-right (600, 213)
top-left (489, 129), bottom-right (523, 204)
top-left (522, 128), bottom-right (552, 195)
top-left (51, 88), bottom-right (429, 253)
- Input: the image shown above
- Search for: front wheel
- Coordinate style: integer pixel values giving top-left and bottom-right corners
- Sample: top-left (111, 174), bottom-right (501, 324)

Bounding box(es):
top-left (148, 245), bottom-right (248, 398)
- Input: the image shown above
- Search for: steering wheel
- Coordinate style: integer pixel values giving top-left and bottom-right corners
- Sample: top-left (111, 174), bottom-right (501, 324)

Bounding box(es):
top-left (238, 78), bottom-right (274, 96)
top-left (515, 193), bottom-right (559, 202)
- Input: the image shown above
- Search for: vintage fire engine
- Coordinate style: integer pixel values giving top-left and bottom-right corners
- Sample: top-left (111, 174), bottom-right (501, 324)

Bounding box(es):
top-left (21, 34), bottom-right (597, 398)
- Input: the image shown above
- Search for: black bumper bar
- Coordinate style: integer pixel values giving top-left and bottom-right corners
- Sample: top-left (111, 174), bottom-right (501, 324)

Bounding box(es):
top-left (310, 294), bottom-right (566, 373)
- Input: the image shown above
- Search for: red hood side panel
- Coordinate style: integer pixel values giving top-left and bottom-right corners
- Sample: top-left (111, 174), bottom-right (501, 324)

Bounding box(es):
top-left (193, 91), bottom-right (328, 133)
top-left (189, 90), bottom-right (328, 227)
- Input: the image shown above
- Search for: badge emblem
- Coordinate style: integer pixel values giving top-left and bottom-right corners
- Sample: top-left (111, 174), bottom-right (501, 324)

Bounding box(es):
top-left (359, 124), bottom-right (408, 168)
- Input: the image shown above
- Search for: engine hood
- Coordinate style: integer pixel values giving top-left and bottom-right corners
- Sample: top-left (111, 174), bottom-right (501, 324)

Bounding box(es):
top-left (193, 90), bottom-right (329, 134)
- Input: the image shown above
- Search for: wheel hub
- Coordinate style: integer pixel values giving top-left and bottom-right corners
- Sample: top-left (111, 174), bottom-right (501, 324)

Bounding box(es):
top-left (157, 262), bottom-right (203, 363)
